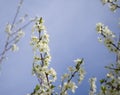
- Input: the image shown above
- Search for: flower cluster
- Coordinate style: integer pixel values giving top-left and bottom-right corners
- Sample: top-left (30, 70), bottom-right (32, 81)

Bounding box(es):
top-left (98, 62), bottom-right (120, 95)
top-left (30, 18), bottom-right (86, 95)
top-left (89, 77), bottom-right (97, 95)
top-left (59, 58), bottom-right (85, 95)
top-left (96, 22), bottom-right (119, 53)
top-left (96, 9), bottom-right (120, 95)
top-left (5, 22), bottom-right (25, 52)
top-left (30, 17), bottom-right (57, 95)
top-left (93, 45), bottom-right (120, 95)
top-left (101, 0), bottom-right (120, 12)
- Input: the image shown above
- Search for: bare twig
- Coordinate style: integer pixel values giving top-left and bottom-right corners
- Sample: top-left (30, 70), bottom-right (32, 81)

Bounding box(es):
top-left (11, 0), bottom-right (23, 30)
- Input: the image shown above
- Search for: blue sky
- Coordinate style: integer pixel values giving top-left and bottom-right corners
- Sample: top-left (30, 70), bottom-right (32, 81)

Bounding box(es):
top-left (0, 0), bottom-right (119, 95)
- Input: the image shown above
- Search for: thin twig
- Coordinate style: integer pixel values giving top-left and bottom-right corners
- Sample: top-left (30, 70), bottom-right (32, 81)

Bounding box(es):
top-left (11, 0), bottom-right (23, 29)
top-left (11, 20), bottom-right (33, 36)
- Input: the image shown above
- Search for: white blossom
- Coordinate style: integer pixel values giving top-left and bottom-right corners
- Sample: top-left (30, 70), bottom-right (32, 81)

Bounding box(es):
top-left (74, 58), bottom-right (83, 64)
top-left (48, 68), bottom-right (57, 82)
top-left (101, 0), bottom-right (108, 5)
top-left (11, 44), bottom-right (19, 52)
top-left (106, 73), bottom-right (114, 78)
top-left (96, 22), bottom-right (117, 53)
top-left (61, 73), bottom-right (69, 81)
top-left (103, 26), bottom-right (113, 37)
top-left (89, 77), bottom-right (97, 95)
top-left (96, 23), bottom-right (103, 33)
top-left (18, 30), bottom-right (25, 38)
top-left (109, 4), bottom-right (117, 12)
top-left (98, 37), bottom-right (103, 43)
top-left (5, 23), bottom-right (12, 34)
top-left (78, 68), bottom-right (86, 83)
top-left (63, 81), bottom-right (78, 93)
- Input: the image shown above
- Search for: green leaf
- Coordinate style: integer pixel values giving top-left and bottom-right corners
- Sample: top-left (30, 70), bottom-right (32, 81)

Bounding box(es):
top-left (35, 84), bottom-right (40, 91)
top-left (75, 63), bottom-right (80, 70)
top-left (51, 85), bottom-right (56, 89)
top-left (39, 17), bottom-right (43, 24)
top-left (101, 86), bottom-right (106, 94)
top-left (100, 79), bottom-right (105, 84)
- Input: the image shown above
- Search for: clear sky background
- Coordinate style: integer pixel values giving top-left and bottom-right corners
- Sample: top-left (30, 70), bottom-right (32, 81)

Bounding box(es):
top-left (0, 0), bottom-right (120, 95)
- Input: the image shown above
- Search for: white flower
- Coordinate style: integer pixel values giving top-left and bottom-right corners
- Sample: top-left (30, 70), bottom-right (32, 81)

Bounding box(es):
top-left (109, 4), bottom-right (117, 12)
top-left (69, 82), bottom-right (78, 93)
top-left (89, 77), bottom-right (97, 95)
top-left (103, 26), bottom-right (112, 36)
top-left (39, 42), bottom-right (50, 53)
top-left (5, 23), bottom-right (12, 34)
top-left (18, 30), bottom-right (25, 37)
top-left (74, 58), bottom-right (83, 64)
top-left (30, 36), bottom-right (39, 45)
top-left (35, 22), bottom-right (46, 32)
top-left (98, 37), bottom-right (103, 43)
top-left (32, 36), bottom-right (38, 41)
top-left (96, 23), bottom-right (104, 33)
top-left (104, 38), bottom-right (113, 46)
top-left (38, 24), bottom-right (45, 31)
top-left (106, 73), bottom-right (114, 79)
top-left (32, 18), bottom-right (45, 32)
top-left (42, 33), bottom-right (49, 43)
top-left (48, 68), bottom-right (56, 76)
top-left (44, 54), bottom-right (51, 65)
top-left (63, 81), bottom-right (77, 93)
top-left (61, 73), bottom-right (69, 81)
top-left (11, 44), bottom-right (19, 52)
top-left (101, 0), bottom-right (108, 5)
top-left (78, 68), bottom-right (86, 83)
top-left (112, 34), bottom-right (116, 38)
